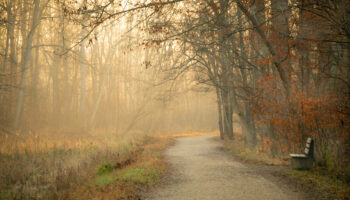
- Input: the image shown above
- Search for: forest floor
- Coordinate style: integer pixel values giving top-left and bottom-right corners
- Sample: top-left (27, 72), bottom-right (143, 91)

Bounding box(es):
top-left (143, 135), bottom-right (312, 200)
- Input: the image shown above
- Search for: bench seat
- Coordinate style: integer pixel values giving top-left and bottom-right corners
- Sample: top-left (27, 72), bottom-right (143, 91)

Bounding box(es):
top-left (289, 153), bottom-right (307, 158)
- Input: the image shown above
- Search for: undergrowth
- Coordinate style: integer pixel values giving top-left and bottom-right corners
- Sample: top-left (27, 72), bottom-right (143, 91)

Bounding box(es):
top-left (0, 130), bottom-right (157, 200)
top-left (0, 130), bottom-right (212, 199)
top-left (220, 136), bottom-right (350, 200)
top-left (69, 136), bottom-right (173, 200)
top-left (286, 168), bottom-right (350, 200)
top-left (220, 136), bottom-right (287, 165)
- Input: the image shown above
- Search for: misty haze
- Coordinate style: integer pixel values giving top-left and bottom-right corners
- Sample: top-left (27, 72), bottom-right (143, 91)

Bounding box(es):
top-left (0, 0), bottom-right (349, 199)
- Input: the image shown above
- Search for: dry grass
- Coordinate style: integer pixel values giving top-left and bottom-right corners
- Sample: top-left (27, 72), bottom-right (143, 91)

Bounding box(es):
top-left (0, 130), bottom-right (216, 199)
top-left (0, 130), bottom-right (146, 154)
top-left (0, 130), bottom-right (158, 200)
top-left (159, 130), bottom-right (219, 138)
top-left (286, 169), bottom-right (350, 200)
top-left (220, 135), bottom-right (288, 166)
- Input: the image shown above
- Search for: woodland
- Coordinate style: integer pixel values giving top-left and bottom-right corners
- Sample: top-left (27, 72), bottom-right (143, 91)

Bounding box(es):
top-left (0, 0), bottom-right (349, 199)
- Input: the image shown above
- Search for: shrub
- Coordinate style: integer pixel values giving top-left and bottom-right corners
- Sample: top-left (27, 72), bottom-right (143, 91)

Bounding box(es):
top-left (96, 162), bottom-right (117, 175)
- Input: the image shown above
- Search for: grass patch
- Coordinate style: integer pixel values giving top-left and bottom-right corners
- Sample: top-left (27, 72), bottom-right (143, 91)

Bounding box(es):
top-left (95, 173), bottom-right (117, 186)
top-left (286, 168), bottom-right (350, 200)
top-left (220, 137), bottom-right (287, 165)
top-left (117, 168), bottom-right (162, 185)
top-left (96, 162), bottom-right (119, 175)
top-left (68, 135), bottom-right (173, 200)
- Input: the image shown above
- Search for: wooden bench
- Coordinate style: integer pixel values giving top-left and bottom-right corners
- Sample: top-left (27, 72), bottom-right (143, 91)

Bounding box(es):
top-left (290, 137), bottom-right (314, 169)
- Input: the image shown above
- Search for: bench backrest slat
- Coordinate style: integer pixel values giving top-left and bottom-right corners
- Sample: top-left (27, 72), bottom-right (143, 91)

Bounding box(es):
top-left (304, 148), bottom-right (309, 154)
top-left (304, 137), bottom-right (314, 158)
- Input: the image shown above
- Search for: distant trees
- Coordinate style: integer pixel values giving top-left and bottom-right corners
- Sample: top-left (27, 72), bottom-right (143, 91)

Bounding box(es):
top-left (0, 0), bottom-right (217, 135)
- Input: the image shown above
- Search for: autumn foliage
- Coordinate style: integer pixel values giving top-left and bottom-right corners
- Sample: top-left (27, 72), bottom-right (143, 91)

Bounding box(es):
top-left (223, 0), bottom-right (350, 178)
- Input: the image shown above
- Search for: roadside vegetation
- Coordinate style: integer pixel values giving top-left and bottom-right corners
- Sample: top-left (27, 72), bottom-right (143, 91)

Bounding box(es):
top-left (0, 130), bottom-right (173, 200)
top-left (287, 169), bottom-right (350, 200)
top-left (0, 130), bottom-right (219, 200)
top-left (68, 134), bottom-right (174, 200)
top-left (220, 133), bottom-right (350, 200)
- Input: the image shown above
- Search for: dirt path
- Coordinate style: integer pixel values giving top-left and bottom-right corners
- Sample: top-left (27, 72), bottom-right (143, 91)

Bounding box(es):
top-left (143, 135), bottom-right (306, 200)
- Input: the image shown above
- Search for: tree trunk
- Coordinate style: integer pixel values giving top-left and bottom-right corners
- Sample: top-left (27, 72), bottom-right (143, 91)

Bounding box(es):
top-left (9, 0), bottom-right (18, 119)
top-left (0, 0), bottom-right (13, 103)
top-left (237, 8), bottom-right (257, 147)
top-left (80, 0), bottom-right (88, 130)
top-left (215, 86), bottom-right (225, 139)
top-left (14, 0), bottom-right (43, 130)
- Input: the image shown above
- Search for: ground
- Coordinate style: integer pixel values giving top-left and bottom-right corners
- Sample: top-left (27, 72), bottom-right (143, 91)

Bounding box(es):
top-left (143, 135), bottom-right (310, 200)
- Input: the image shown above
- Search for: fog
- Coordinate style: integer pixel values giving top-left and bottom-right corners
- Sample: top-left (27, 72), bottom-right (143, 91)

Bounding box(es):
top-left (0, 0), bottom-right (218, 135)
top-left (0, 1), bottom-right (349, 198)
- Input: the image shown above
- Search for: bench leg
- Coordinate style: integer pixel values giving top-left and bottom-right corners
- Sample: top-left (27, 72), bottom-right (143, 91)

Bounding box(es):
top-left (291, 157), bottom-right (313, 169)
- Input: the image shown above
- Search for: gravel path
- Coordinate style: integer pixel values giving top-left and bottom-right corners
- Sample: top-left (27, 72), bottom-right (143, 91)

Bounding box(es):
top-left (144, 135), bottom-right (305, 200)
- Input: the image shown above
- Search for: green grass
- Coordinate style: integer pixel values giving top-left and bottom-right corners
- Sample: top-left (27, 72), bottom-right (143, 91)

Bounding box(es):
top-left (92, 152), bottom-right (163, 188)
top-left (95, 173), bottom-right (117, 186)
top-left (117, 167), bottom-right (162, 185)
top-left (96, 162), bottom-right (119, 175)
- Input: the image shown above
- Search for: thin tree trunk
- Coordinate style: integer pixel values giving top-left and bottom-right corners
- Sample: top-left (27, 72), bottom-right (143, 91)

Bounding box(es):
top-left (14, 0), bottom-right (43, 130)
top-left (215, 86), bottom-right (224, 139)
top-left (0, 0), bottom-right (13, 102)
top-left (9, 0), bottom-right (17, 118)
top-left (237, 8), bottom-right (256, 147)
top-left (30, 25), bottom-right (40, 129)
top-left (80, 0), bottom-right (88, 130)
top-left (61, 1), bottom-right (69, 125)
top-left (89, 38), bottom-right (125, 127)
